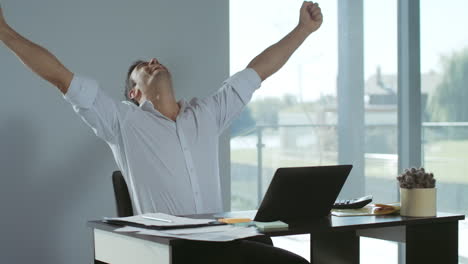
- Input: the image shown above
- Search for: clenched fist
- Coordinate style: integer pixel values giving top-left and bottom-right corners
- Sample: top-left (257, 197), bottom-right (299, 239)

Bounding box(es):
top-left (298, 1), bottom-right (323, 34)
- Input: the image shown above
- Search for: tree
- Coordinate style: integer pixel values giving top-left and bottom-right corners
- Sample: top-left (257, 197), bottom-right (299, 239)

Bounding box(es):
top-left (428, 47), bottom-right (468, 122)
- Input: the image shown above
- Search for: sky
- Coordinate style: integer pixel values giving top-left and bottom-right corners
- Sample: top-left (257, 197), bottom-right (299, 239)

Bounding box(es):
top-left (230, 0), bottom-right (468, 102)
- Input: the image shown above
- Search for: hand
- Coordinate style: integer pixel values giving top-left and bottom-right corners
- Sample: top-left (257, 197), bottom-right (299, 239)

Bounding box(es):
top-left (298, 1), bottom-right (323, 34)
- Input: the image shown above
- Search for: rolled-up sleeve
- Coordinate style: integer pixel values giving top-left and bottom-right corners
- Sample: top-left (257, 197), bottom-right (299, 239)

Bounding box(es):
top-left (64, 75), bottom-right (99, 109)
top-left (201, 68), bottom-right (262, 134)
top-left (226, 68), bottom-right (262, 104)
top-left (64, 75), bottom-right (125, 143)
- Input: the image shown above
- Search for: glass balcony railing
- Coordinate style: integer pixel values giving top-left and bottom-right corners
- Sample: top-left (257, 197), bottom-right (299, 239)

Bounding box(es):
top-left (231, 122), bottom-right (468, 214)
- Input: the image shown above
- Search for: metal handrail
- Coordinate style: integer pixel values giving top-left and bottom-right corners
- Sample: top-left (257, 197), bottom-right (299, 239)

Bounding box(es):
top-left (240, 122), bottom-right (468, 205)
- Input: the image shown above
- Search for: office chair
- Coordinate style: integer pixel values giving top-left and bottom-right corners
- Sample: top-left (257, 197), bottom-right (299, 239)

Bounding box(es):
top-left (110, 170), bottom-right (273, 246)
top-left (111, 171), bottom-right (134, 217)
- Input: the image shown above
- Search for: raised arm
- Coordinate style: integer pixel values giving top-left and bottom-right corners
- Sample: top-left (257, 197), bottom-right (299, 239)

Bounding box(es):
top-left (0, 4), bottom-right (73, 94)
top-left (247, 1), bottom-right (323, 81)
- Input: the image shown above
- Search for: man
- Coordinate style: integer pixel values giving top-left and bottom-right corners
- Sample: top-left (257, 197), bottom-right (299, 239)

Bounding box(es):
top-left (1, 1), bottom-right (322, 263)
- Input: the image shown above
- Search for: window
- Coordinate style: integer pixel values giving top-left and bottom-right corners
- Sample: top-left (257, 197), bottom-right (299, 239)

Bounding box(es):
top-left (361, 1), bottom-right (399, 262)
top-left (364, 0), bottom-right (398, 204)
top-left (230, 0), bottom-right (338, 211)
top-left (229, 0), bottom-right (467, 262)
top-left (421, 0), bottom-right (468, 261)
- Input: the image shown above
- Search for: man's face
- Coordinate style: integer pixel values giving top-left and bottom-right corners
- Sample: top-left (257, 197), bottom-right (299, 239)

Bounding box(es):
top-left (130, 58), bottom-right (172, 96)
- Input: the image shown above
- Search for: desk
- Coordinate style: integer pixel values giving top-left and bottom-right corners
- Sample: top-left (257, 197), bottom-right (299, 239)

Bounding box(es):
top-left (88, 212), bottom-right (464, 264)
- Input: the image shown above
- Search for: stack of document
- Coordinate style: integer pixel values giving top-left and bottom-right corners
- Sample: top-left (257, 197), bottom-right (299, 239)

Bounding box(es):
top-left (104, 213), bottom-right (260, 242)
top-left (104, 213), bottom-right (220, 229)
top-left (217, 218), bottom-right (289, 232)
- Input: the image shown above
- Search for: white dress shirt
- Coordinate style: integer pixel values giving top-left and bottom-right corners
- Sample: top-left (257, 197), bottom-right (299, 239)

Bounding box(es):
top-left (64, 68), bottom-right (261, 215)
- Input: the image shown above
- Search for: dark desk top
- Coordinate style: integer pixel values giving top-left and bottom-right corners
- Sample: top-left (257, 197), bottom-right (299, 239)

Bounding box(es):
top-left (88, 212), bottom-right (465, 244)
top-left (275, 212), bottom-right (464, 236)
top-left (88, 220), bottom-right (187, 246)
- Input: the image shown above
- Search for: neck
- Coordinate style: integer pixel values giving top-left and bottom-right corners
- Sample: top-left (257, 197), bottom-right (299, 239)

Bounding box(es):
top-left (142, 89), bottom-right (180, 121)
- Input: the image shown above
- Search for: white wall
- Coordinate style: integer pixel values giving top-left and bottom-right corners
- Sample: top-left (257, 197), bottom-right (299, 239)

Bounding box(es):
top-left (0, 0), bottom-right (229, 263)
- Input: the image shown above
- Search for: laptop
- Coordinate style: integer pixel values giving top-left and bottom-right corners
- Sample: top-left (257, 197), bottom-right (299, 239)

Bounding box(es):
top-left (217, 165), bottom-right (352, 223)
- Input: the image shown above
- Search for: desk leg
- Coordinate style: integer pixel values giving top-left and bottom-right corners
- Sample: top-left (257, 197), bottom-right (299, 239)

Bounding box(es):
top-left (406, 221), bottom-right (458, 264)
top-left (310, 230), bottom-right (359, 264)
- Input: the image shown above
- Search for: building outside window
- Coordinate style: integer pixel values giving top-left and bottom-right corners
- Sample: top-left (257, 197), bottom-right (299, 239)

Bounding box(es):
top-left (230, 0), bottom-right (467, 262)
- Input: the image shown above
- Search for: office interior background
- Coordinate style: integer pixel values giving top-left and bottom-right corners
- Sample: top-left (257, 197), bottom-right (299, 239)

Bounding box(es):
top-left (0, 0), bottom-right (466, 263)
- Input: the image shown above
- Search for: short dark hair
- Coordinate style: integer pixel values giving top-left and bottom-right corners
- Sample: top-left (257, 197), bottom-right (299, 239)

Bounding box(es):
top-left (125, 60), bottom-right (145, 106)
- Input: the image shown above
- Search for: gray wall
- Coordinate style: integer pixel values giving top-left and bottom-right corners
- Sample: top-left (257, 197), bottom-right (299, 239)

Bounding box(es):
top-left (0, 0), bottom-right (229, 263)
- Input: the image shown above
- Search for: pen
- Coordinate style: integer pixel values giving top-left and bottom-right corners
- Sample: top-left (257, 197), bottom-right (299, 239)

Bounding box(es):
top-left (141, 215), bottom-right (173, 223)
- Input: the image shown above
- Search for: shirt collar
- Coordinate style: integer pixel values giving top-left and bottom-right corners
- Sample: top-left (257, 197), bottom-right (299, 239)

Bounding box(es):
top-left (139, 99), bottom-right (187, 120)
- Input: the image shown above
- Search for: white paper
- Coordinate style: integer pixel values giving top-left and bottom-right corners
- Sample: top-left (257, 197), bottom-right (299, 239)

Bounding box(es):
top-left (106, 213), bottom-right (260, 242)
top-left (114, 226), bottom-right (147, 232)
top-left (176, 226), bottom-right (260, 241)
top-left (137, 225), bottom-right (260, 242)
top-left (104, 213), bottom-right (214, 227)
top-left (162, 225), bottom-right (242, 235)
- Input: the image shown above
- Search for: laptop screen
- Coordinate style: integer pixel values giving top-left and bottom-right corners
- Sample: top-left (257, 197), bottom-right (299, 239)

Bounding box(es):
top-left (254, 165), bottom-right (352, 223)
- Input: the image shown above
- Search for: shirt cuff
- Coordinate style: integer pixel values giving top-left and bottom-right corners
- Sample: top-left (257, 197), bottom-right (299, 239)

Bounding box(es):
top-left (63, 75), bottom-right (99, 109)
top-left (224, 68), bottom-right (262, 104)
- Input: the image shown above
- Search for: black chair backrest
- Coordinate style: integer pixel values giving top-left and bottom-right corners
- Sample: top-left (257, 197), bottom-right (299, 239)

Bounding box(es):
top-left (112, 171), bottom-right (134, 217)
